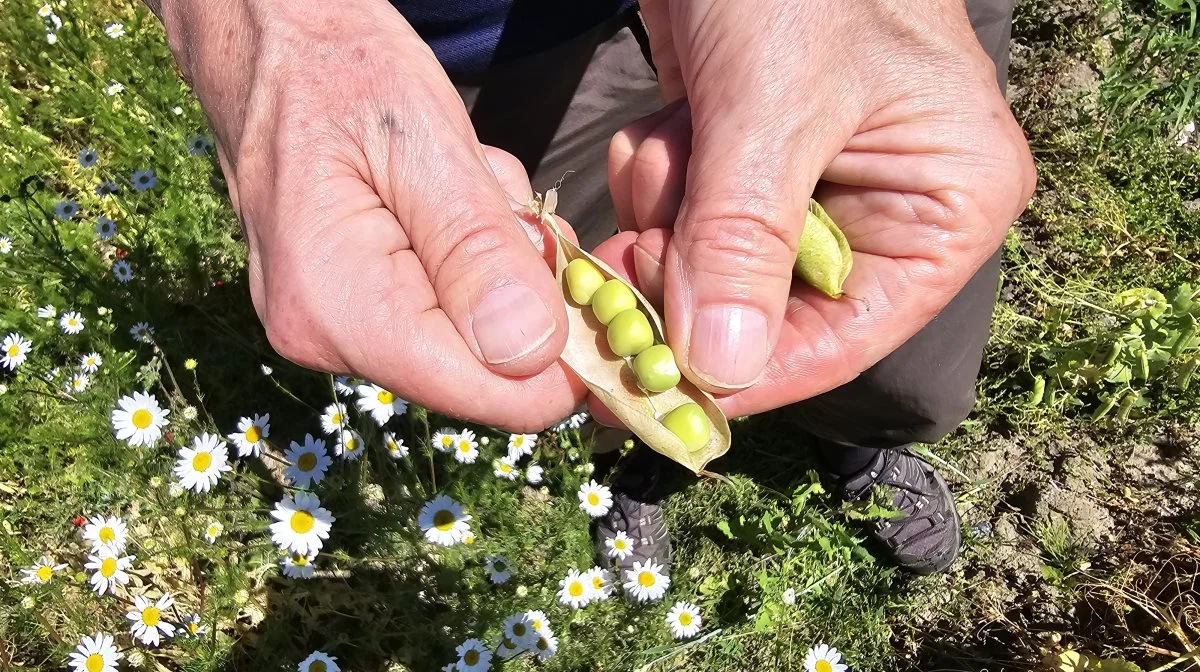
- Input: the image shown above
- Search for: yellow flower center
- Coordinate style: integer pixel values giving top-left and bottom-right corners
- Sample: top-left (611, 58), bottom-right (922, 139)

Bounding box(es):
top-left (615, 540), bottom-right (627, 549)
top-left (458, 441), bottom-right (472, 453)
top-left (6, 345), bottom-right (18, 356)
top-left (592, 576), bottom-right (604, 589)
top-left (344, 438), bottom-right (357, 452)
top-left (100, 557), bottom-right (116, 577)
top-left (142, 606), bottom-right (161, 626)
top-left (678, 612), bottom-right (693, 626)
top-left (86, 653), bottom-right (105, 672)
top-left (330, 412), bottom-right (343, 426)
top-left (499, 463), bottom-right (511, 473)
top-left (587, 493), bottom-right (600, 506)
top-left (433, 510), bottom-right (456, 531)
top-left (99, 527), bottom-right (116, 543)
top-left (310, 662), bottom-right (327, 672)
top-left (36, 566), bottom-right (53, 582)
top-left (289, 510), bottom-right (314, 534)
top-left (537, 637), bottom-right (549, 651)
top-left (297, 452), bottom-right (317, 471)
top-left (131, 408), bottom-right (152, 429)
top-left (192, 452), bottom-right (212, 471)
top-left (638, 571), bottom-right (655, 587)
top-left (463, 651), bottom-right (479, 666)
top-left (464, 534), bottom-right (475, 545)
top-left (376, 390), bottom-right (394, 404)
top-left (188, 622), bottom-right (200, 634)
top-left (440, 436), bottom-right (453, 448)
top-left (816, 661), bottom-right (832, 672)
top-left (293, 555), bottom-right (309, 566)
top-left (387, 440), bottom-right (398, 452)
top-left (512, 623), bottom-right (526, 637)
top-left (244, 426), bottom-right (260, 443)
top-left (569, 581), bottom-right (584, 597)
top-left (514, 436), bottom-right (525, 447)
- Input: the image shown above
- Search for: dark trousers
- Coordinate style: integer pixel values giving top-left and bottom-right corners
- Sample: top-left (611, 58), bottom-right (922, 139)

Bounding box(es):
top-left (455, 0), bottom-right (1016, 452)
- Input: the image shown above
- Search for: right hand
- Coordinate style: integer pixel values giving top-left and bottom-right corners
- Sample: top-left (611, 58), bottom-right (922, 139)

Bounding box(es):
top-left (161, 0), bottom-right (586, 430)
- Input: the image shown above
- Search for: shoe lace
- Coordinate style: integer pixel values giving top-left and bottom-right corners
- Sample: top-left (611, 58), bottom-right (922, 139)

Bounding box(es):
top-left (843, 450), bottom-right (947, 553)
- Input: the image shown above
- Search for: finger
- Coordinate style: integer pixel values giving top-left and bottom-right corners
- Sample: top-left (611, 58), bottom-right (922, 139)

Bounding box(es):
top-left (608, 103), bottom-right (684, 231)
top-left (630, 103), bottom-right (691, 231)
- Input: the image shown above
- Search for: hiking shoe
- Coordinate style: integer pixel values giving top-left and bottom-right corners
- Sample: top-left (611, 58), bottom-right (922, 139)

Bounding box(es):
top-left (592, 447), bottom-right (673, 574)
top-left (823, 447), bottom-right (962, 575)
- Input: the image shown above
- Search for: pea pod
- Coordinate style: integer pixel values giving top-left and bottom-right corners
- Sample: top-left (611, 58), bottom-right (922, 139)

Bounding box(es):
top-left (794, 200), bottom-right (853, 298)
top-left (1171, 315), bottom-right (1196, 357)
top-left (532, 190), bottom-right (731, 475)
top-left (1027, 376), bottom-right (1046, 407)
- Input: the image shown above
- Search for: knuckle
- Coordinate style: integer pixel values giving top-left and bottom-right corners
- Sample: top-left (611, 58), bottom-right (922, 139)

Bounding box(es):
top-left (430, 220), bottom-right (511, 284)
top-left (261, 289), bottom-right (331, 371)
top-left (684, 215), bottom-right (796, 280)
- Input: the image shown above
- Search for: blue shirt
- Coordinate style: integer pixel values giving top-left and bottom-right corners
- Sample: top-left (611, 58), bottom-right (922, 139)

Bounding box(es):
top-left (389, 0), bottom-right (638, 75)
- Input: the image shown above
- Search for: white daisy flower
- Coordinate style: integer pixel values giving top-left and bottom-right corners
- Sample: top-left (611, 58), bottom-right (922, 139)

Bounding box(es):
top-left (384, 431), bottom-right (408, 459)
top-left (496, 637), bottom-right (523, 661)
top-left (623, 559), bottom-right (670, 603)
top-left (454, 638), bottom-right (491, 672)
top-left (525, 610), bottom-right (551, 636)
top-left (0, 237), bottom-right (11, 254)
top-left (180, 614), bottom-right (206, 637)
top-left (129, 321), bottom-right (154, 342)
top-left (525, 463), bottom-right (544, 485)
top-left (577, 480), bottom-right (613, 517)
top-left (558, 568), bottom-right (593, 608)
top-left (269, 491), bottom-right (335, 556)
top-left (85, 548), bottom-right (132, 595)
top-left (95, 216), bottom-right (117, 240)
top-left (584, 566), bottom-right (615, 600)
top-left (204, 521), bottom-right (223, 543)
top-left (111, 391), bottom-right (169, 447)
top-left (606, 530), bottom-right (636, 561)
top-left (46, 31), bottom-right (57, 43)
top-left (66, 373), bottom-right (90, 393)
top-left (532, 630), bottom-right (559, 661)
top-left (284, 434), bottom-right (332, 487)
top-left (568, 411), bottom-right (589, 429)
top-left (354, 383), bottom-right (408, 425)
top-left (105, 81), bottom-right (123, 96)
top-left (280, 552), bottom-right (317, 579)
top-left (502, 612), bottom-right (535, 646)
top-left (36, 304), bottom-right (55, 318)
top-left (336, 429), bottom-right (364, 460)
top-left (493, 456), bottom-right (518, 480)
top-left (67, 633), bottom-right (121, 672)
top-left (333, 375), bottom-right (355, 396)
top-left (1, 333), bottom-right (32, 370)
top-left (173, 433), bottom-right (232, 493)
top-left (507, 433), bottom-right (536, 461)
top-left (782, 587), bottom-right (796, 605)
top-left (418, 495), bottom-right (472, 547)
top-left (20, 555), bottom-right (67, 584)
top-left (80, 351), bottom-right (103, 372)
top-left (484, 554), bottom-right (511, 584)
top-left (111, 259), bottom-right (133, 283)
top-left (804, 644), bottom-right (848, 672)
top-left (299, 651), bottom-right (340, 672)
top-left (82, 514), bottom-right (128, 552)
top-left (227, 413), bottom-right (270, 457)
top-left (319, 402), bottom-right (348, 435)
top-left (104, 22), bottom-right (124, 38)
top-left (126, 593), bottom-right (176, 647)
top-left (665, 601), bottom-right (702, 640)
top-left (452, 429), bottom-right (479, 463)
top-left (37, 4), bottom-right (53, 17)
top-left (432, 428), bottom-right (458, 453)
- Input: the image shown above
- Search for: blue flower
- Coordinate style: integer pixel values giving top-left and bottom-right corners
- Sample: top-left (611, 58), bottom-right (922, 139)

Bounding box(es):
top-left (186, 136), bottom-right (211, 156)
top-left (78, 147), bottom-right (98, 168)
top-left (95, 217), bottom-right (117, 241)
top-left (131, 169), bottom-right (157, 191)
top-left (95, 181), bottom-right (119, 197)
top-left (54, 200), bottom-right (79, 220)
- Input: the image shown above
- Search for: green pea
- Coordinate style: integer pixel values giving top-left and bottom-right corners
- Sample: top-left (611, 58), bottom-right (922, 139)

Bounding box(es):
top-left (565, 258), bottom-right (606, 306)
top-left (633, 344), bottom-right (681, 393)
top-left (661, 403), bottom-right (710, 451)
top-left (606, 308), bottom-right (654, 357)
top-left (591, 279), bottom-right (637, 325)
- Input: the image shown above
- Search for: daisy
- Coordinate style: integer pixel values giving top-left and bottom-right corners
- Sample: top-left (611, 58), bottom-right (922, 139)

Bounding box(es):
top-left (333, 375), bottom-right (355, 396)
top-left (454, 638), bottom-right (491, 672)
top-left (336, 429), bottom-right (364, 460)
top-left (0, 237), bottom-right (10, 254)
top-left (502, 613), bottom-right (535, 646)
top-left (665, 601), bottom-right (702, 640)
top-left (67, 633), bottom-right (121, 672)
top-left (38, 4), bottom-right (53, 17)
top-left (59, 311), bottom-right (84, 334)
top-left (111, 259), bottom-right (133, 282)
top-left (384, 431), bottom-right (408, 459)
top-left (20, 555), bottom-right (67, 584)
top-left (110, 391), bottom-right (169, 447)
top-left (85, 548), bottom-right (132, 595)
top-left (80, 351), bottom-right (102, 372)
top-left (507, 433), bottom-right (536, 461)
top-left (180, 614), bottom-right (206, 637)
top-left (623, 559), bottom-right (670, 603)
top-left (283, 434), bottom-right (331, 487)
top-left (578, 480), bottom-right (613, 517)
top-left (104, 22), bottom-right (124, 38)
top-left (354, 383), bottom-right (408, 425)
top-left (129, 322), bottom-right (154, 342)
top-left (493, 456), bottom-right (518, 480)
top-left (37, 304), bottom-right (55, 318)
top-left (432, 428), bottom-right (458, 453)
top-left (281, 552), bottom-right (317, 579)
top-left (204, 521), bottom-right (223, 543)
top-left (525, 463), bottom-right (544, 485)
top-left (66, 372), bottom-right (90, 393)
top-left (452, 429), bottom-right (479, 464)
top-left (606, 530), bottom-right (636, 561)
top-left (484, 554), bottom-right (511, 584)
top-left (78, 147), bottom-right (98, 167)
top-left (299, 651), bottom-right (340, 672)
top-left (105, 82), bottom-right (123, 96)
top-left (532, 630), bottom-right (559, 661)
top-left (804, 644), bottom-right (848, 672)
top-left (319, 402), bottom-right (348, 435)
top-left (95, 216), bottom-right (117, 240)
top-left (269, 491), bottom-right (335, 556)
top-left (525, 610), bottom-right (551, 636)
top-left (418, 495), bottom-right (472, 547)
top-left (55, 200), bottom-right (79, 220)
top-left (131, 169), bottom-right (156, 191)
top-left (173, 433), bottom-right (231, 493)
top-left (228, 413), bottom-right (270, 457)
top-left (558, 568), bottom-right (593, 608)
top-left (82, 515), bottom-right (128, 552)
top-left (187, 136), bottom-right (211, 156)
top-left (496, 637), bottom-right (523, 661)
top-left (584, 566), bottom-right (615, 600)
top-left (126, 593), bottom-right (176, 646)
top-left (2, 333), bottom-right (31, 370)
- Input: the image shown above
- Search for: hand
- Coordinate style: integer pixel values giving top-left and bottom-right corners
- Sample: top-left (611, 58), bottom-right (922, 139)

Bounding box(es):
top-left (160, 0), bottom-right (585, 429)
top-left (594, 0), bottom-right (1036, 416)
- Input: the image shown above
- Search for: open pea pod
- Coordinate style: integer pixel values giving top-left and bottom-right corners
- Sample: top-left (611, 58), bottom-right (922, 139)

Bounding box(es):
top-left (532, 190), bottom-right (731, 475)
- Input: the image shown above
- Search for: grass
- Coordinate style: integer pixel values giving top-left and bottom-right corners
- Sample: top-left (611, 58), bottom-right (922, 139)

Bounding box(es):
top-left (1, 0), bottom-right (1198, 671)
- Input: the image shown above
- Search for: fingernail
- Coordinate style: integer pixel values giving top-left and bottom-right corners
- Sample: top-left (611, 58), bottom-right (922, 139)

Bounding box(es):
top-left (472, 284), bottom-right (556, 365)
top-left (688, 305), bottom-right (768, 388)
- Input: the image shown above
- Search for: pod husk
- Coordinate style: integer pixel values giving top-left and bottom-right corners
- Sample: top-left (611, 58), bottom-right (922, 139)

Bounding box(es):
top-left (794, 199), bottom-right (852, 298)
top-left (532, 190), bottom-right (732, 475)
